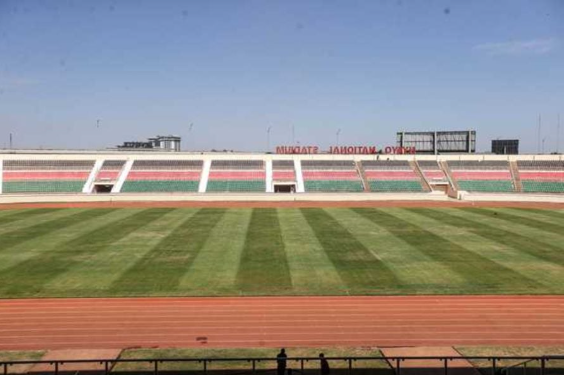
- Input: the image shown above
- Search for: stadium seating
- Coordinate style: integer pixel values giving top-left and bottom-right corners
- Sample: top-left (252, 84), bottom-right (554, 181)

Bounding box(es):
top-left (95, 160), bottom-right (125, 182)
top-left (361, 160), bottom-right (426, 192)
top-left (517, 160), bottom-right (564, 193)
top-left (301, 161), bottom-right (363, 192)
top-left (121, 160), bottom-right (202, 192)
top-left (206, 160), bottom-right (265, 192)
top-left (2, 160), bottom-right (94, 193)
top-left (447, 160), bottom-right (514, 192)
top-left (272, 160), bottom-right (296, 182)
top-left (0, 156), bottom-right (563, 196)
top-left (417, 160), bottom-right (447, 184)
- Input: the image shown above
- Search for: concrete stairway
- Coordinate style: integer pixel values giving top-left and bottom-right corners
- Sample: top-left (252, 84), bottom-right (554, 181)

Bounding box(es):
top-left (509, 161), bottom-right (523, 192)
top-left (440, 161), bottom-right (458, 190)
top-left (409, 160), bottom-right (432, 192)
top-left (355, 161), bottom-right (370, 192)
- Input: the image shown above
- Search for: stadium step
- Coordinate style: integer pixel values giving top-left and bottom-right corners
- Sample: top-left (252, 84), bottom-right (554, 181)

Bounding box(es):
top-left (409, 160), bottom-right (432, 192)
top-left (355, 161), bottom-right (370, 192)
top-left (509, 161), bottom-right (523, 192)
top-left (440, 161), bottom-right (459, 191)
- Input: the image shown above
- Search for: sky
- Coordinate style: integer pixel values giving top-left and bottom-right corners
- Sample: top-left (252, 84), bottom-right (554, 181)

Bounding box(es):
top-left (0, 0), bottom-right (563, 153)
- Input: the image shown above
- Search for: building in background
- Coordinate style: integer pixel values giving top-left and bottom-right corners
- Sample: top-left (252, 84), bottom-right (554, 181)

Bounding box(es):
top-left (396, 130), bottom-right (476, 154)
top-left (492, 139), bottom-right (519, 155)
top-left (117, 135), bottom-right (181, 152)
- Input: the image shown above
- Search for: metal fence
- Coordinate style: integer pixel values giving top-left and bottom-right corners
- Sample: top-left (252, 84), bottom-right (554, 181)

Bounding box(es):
top-left (1, 355), bottom-right (564, 375)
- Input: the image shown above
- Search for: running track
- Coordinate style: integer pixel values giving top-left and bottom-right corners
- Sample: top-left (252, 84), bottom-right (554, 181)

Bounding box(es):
top-left (0, 296), bottom-right (562, 350)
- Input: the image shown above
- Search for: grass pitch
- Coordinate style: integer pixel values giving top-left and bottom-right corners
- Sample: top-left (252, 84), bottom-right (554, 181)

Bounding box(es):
top-left (0, 207), bottom-right (562, 298)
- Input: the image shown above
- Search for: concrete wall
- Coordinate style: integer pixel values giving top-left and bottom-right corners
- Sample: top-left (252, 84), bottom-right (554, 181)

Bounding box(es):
top-left (0, 150), bottom-right (563, 162)
top-left (0, 192), bottom-right (450, 204)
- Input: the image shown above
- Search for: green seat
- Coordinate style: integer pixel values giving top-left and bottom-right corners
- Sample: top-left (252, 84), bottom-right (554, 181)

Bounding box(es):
top-left (368, 180), bottom-right (424, 192)
top-left (522, 181), bottom-right (564, 193)
top-left (458, 180), bottom-right (514, 192)
top-left (121, 180), bottom-right (199, 192)
top-left (3, 180), bottom-right (84, 193)
top-left (206, 180), bottom-right (265, 192)
top-left (304, 180), bottom-right (363, 192)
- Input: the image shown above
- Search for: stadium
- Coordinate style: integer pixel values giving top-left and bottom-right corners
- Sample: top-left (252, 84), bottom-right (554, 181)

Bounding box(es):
top-left (0, 0), bottom-right (564, 373)
top-left (0, 147), bottom-right (563, 374)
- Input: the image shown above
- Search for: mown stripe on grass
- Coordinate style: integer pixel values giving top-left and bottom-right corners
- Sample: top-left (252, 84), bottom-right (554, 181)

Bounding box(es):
top-left (352, 208), bottom-right (543, 290)
top-left (460, 208), bottom-right (564, 236)
top-left (179, 208), bottom-right (253, 293)
top-left (413, 208), bottom-right (563, 265)
top-left (508, 208), bottom-right (564, 220)
top-left (301, 208), bottom-right (399, 289)
top-left (0, 209), bottom-right (138, 273)
top-left (498, 208), bottom-right (564, 226)
top-left (0, 208), bottom-right (171, 297)
top-left (0, 209), bottom-right (117, 252)
top-left (388, 208), bottom-right (562, 292)
top-left (278, 209), bottom-right (345, 294)
top-left (111, 208), bottom-right (227, 294)
top-left (236, 208), bottom-right (292, 293)
top-left (447, 208), bottom-right (563, 249)
top-left (44, 209), bottom-right (195, 293)
top-left (0, 208), bottom-right (61, 227)
top-left (0, 208), bottom-right (84, 236)
top-left (327, 208), bottom-right (465, 289)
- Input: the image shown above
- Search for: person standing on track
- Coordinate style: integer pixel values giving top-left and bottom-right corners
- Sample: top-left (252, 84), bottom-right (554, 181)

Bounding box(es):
top-left (277, 348), bottom-right (287, 375)
top-left (319, 353), bottom-right (330, 375)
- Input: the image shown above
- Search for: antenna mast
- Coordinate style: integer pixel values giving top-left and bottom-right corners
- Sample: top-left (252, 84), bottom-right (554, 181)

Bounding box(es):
top-left (557, 114), bottom-right (561, 154)
top-left (537, 115), bottom-right (541, 153)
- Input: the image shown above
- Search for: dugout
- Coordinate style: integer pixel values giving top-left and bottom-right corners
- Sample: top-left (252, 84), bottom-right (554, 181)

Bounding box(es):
top-left (274, 183), bottom-right (296, 193)
top-left (93, 183), bottom-right (113, 193)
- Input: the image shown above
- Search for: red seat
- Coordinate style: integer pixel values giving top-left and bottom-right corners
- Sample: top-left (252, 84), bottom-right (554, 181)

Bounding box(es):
top-left (3, 171), bottom-right (91, 180)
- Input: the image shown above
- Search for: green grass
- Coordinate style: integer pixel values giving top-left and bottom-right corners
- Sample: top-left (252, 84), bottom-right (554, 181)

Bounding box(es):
top-left (0, 207), bottom-right (562, 298)
top-left (1, 347), bottom-right (562, 375)
top-left (0, 350), bottom-right (45, 374)
top-left (111, 209), bottom-right (225, 294)
top-left (114, 347), bottom-right (391, 374)
top-left (236, 208), bottom-right (292, 293)
top-left (457, 346), bottom-right (564, 375)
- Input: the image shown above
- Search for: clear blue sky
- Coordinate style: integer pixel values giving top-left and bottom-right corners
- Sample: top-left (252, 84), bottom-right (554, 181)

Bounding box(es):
top-left (0, 0), bottom-right (563, 153)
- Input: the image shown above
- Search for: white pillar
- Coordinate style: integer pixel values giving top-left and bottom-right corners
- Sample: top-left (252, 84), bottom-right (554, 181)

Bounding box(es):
top-left (294, 159), bottom-right (305, 193)
top-left (434, 131), bottom-right (437, 155)
top-left (198, 160), bottom-right (211, 193)
top-left (265, 160), bottom-right (273, 193)
top-left (112, 159), bottom-right (133, 193)
top-left (82, 159), bottom-right (103, 193)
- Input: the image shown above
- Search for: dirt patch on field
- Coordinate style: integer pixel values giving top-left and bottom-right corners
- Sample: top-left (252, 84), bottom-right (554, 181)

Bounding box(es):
top-left (0, 200), bottom-right (563, 210)
top-left (29, 349), bottom-right (122, 373)
top-left (381, 347), bottom-right (481, 375)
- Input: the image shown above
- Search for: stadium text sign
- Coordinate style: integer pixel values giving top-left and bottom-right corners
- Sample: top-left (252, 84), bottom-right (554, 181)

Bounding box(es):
top-left (276, 146), bottom-right (377, 154)
top-left (383, 146), bottom-right (417, 154)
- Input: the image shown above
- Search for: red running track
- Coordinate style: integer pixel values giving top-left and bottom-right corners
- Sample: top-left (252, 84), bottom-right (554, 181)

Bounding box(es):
top-left (0, 296), bottom-right (562, 350)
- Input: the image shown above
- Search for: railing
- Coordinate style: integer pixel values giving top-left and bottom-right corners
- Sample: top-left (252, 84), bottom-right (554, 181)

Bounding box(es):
top-left (1, 356), bottom-right (563, 375)
top-left (500, 358), bottom-right (551, 375)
